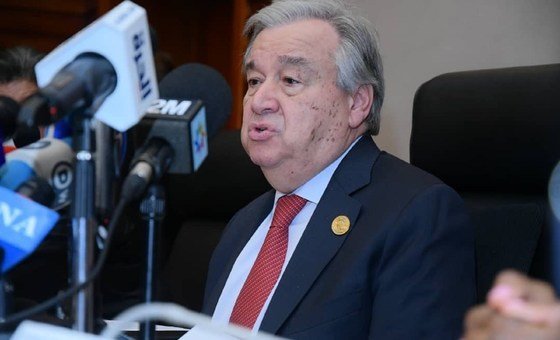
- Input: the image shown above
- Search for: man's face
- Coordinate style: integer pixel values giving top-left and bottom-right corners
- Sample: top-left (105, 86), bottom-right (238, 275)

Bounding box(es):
top-left (241, 19), bottom-right (361, 192)
top-left (0, 79), bottom-right (37, 102)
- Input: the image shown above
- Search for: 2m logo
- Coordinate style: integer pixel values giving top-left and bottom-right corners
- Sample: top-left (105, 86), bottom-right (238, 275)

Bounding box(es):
top-left (147, 99), bottom-right (192, 116)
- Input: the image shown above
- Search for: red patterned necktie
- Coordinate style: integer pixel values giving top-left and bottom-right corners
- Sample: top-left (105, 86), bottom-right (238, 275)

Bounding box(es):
top-left (229, 194), bottom-right (307, 329)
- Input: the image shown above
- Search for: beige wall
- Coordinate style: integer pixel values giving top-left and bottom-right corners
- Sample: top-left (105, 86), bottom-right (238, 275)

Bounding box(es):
top-left (348, 0), bottom-right (560, 161)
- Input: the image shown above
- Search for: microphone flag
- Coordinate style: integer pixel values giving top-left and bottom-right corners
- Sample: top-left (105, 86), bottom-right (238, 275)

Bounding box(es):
top-left (0, 186), bottom-right (59, 273)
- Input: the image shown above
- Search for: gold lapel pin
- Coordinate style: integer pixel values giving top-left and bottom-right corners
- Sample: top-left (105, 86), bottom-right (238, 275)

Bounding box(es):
top-left (331, 215), bottom-right (350, 235)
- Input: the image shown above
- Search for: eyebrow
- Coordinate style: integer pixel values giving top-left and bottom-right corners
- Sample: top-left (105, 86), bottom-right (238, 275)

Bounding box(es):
top-left (278, 55), bottom-right (311, 68)
top-left (244, 55), bottom-right (313, 73)
top-left (245, 60), bottom-right (255, 72)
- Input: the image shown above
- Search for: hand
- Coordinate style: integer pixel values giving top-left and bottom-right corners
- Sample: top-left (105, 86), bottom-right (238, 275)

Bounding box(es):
top-left (464, 270), bottom-right (560, 340)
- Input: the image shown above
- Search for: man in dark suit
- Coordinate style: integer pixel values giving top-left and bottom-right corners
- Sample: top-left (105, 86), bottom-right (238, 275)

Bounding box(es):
top-left (203, 0), bottom-right (476, 338)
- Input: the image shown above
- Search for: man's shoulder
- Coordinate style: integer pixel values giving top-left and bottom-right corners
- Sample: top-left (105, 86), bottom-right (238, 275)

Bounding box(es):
top-left (358, 150), bottom-right (464, 208)
top-left (374, 151), bottom-right (448, 189)
top-left (338, 136), bottom-right (449, 195)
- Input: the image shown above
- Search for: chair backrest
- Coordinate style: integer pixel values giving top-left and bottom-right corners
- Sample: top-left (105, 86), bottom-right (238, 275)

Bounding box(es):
top-left (410, 63), bottom-right (560, 302)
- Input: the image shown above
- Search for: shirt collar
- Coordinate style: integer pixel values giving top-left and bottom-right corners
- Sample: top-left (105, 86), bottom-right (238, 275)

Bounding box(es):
top-left (274, 136), bottom-right (363, 205)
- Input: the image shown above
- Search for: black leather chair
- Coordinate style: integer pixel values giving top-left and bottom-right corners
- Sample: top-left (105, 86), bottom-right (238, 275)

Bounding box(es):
top-left (410, 63), bottom-right (560, 302)
top-left (160, 129), bottom-right (271, 311)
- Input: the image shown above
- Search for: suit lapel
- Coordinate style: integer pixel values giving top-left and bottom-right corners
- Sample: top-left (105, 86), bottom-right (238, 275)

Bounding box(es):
top-left (204, 190), bottom-right (275, 315)
top-left (260, 136), bottom-right (381, 333)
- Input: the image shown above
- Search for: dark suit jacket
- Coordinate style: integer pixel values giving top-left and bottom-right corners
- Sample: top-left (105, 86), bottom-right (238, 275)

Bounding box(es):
top-left (203, 136), bottom-right (476, 339)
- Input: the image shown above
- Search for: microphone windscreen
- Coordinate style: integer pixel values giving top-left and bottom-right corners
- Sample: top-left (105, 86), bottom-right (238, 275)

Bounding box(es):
top-left (12, 126), bottom-right (41, 148)
top-left (0, 95), bottom-right (19, 139)
top-left (158, 63), bottom-right (233, 139)
top-left (16, 176), bottom-right (56, 208)
top-left (1, 138), bottom-right (73, 210)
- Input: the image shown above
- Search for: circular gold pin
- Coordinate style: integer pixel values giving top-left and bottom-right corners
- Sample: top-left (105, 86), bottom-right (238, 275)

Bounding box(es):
top-left (331, 215), bottom-right (350, 235)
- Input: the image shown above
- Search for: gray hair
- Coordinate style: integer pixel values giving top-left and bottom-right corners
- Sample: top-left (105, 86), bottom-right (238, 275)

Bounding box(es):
top-left (243, 0), bottom-right (384, 135)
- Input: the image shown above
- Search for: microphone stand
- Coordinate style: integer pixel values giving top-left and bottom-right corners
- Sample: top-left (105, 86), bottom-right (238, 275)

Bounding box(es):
top-left (0, 252), bottom-right (13, 329)
top-left (139, 184), bottom-right (166, 340)
top-left (70, 114), bottom-right (97, 333)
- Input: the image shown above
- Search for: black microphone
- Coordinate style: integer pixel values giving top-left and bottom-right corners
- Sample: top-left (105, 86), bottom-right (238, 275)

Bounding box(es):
top-left (157, 63), bottom-right (232, 138)
top-left (0, 96), bottom-right (41, 150)
top-left (121, 138), bottom-right (174, 202)
top-left (16, 177), bottom-right (56, 208)
top-left (0, 96), bottom-right (19, 140)
top-left (138, 63), bottom-right (233, 174)
top-left (0, 96), bottom-right (59, 149)
top-left (18, 53), bottom-right (117, 128)
top-left (122, 63), bottom-right (232, 201)
top-left (12, 127), bottom-right (41, 149)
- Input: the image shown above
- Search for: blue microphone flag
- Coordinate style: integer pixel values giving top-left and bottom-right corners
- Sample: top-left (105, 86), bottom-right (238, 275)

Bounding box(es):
top-left (0, 186), bottom-right (59, 273)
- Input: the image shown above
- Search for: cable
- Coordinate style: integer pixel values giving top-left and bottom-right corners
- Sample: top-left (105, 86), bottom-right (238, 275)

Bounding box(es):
top-left (101, 302), bottom-right (285, 340)
top-left (0, 197), bottom-right (130, 327)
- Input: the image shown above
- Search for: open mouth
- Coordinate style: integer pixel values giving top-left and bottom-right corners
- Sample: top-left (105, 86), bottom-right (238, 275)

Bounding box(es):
top-left (249, 124), bottom-right (274, 141)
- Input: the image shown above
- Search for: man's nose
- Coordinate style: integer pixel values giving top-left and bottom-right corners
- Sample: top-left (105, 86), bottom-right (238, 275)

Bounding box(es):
top-left (250, 80), bottom-right (279, 115)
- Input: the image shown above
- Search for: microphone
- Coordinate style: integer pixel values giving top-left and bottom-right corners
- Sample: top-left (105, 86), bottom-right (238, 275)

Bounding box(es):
top-left (18, 0), bottom-right (158, 132)
top-left (1, 95), bottom-right (43, 151)
top-left (1, 96), bottom-right (19, 164)
top-left (18, 53), bottom-right (117, 127)
top-left (0, 96), bottom-right (19, 141)
top-left (136, 63), bottom-right (233, 173)
top-left (0, 138), bottom-right (74, 210)
top-left (156, 63), bottom-right (233, 140)
top-left (123, 63), bottom-right (232, 200)
top-left (12, 127), bottom-right (41, 149)
top-left (16, 177), bottom-right (56, 208)
top-left (0, 186), bottom-right (59, 274)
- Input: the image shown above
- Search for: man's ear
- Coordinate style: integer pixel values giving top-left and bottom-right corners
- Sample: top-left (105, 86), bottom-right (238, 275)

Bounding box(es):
top-left (348, 84), bottom-right (374, 128)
